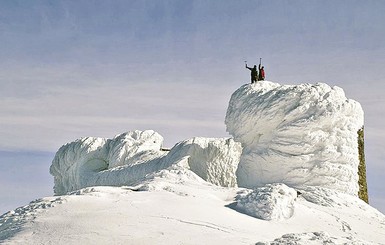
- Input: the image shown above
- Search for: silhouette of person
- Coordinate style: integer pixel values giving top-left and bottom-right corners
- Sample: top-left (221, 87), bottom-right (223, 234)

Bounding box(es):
top-left (246, 64), bottom-right (258, 83)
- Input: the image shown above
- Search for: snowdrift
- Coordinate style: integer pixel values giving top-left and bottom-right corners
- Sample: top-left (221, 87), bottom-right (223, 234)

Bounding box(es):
top-left (225, 81), bottom-right (364, 196)
top-left (50, 130), bottom-right (241, 195)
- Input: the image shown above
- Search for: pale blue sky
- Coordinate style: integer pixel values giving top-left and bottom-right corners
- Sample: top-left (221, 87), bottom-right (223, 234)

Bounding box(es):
top-left (1, 0), bottom-right (384, 214)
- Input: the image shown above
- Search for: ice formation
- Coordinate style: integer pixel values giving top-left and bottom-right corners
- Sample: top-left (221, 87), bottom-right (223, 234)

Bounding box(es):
top-left (51, 81), bottom-right (365, 199)
top-left (233, 183), bottom-right (297, 220)
top-left (164, 137), bottom-right (241, 187)
top-left (3, 81), bottom-right (385, 244)
top-left (50, 130), bottom-right (241, 195)
top-left (225, 81), bottom-right (364, 196)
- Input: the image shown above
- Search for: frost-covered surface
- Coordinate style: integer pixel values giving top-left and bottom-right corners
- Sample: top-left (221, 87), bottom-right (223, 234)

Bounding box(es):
top-left (233, 183), bottom-right (297, 220)
top-left (50, 130), bottom-right (241, 195)
top-left (2, 81), bottom-right (384, 244)
top-left (164, 137), bottom-right (241, 187)
top-left (50, 130), bottom-right (169, 195)
top-left (225, 81), bottom-right (364, 196)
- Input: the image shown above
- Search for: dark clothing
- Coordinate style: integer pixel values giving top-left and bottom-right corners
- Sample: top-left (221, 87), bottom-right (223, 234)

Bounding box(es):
top-left (246, 65), bottom-right (258, 83)
top-left (258, 64), bottom-right (265, 81)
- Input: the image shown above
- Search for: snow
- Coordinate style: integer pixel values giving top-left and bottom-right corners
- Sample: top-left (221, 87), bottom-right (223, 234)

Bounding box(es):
top-left (164, 137), bottom-right (241, 187)
top-left (233, 183), bottom-right (297, 221)
top-left (49, 130), bottom-right (168, 195)
top-left (1, 168), bottom-right (384, 244)
top-left (257, 231), bottom-right (369, 245)
top-left (225, 81), bottom-right (364, 196)
top-left (1, 81), bottom-right (384, 244)
top-left (50, 130), bottom-right (241, 195)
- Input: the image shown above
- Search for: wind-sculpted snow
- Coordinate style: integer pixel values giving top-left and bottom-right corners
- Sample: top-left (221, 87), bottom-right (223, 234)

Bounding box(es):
top-left (225, 81), bottom-right (364, 196)
top-left (50, 130), bottom-right (168, 195)
top-left (3, 81), bottom-right (385, 244)
top-left (164, 137), bottom-right (241, 187)
top-left (50, 130), bottom-right (241, 195)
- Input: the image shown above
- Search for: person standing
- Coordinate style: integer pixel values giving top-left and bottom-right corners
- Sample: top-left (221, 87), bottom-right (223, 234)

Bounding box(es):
top-left (246, 63), bottom-right (258, 83)
top-left (258, 63), bottom-right (265, 81)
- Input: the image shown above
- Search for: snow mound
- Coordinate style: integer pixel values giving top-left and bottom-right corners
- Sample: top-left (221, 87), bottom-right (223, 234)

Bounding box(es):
top-left (233, 183), bottom-right (297, 220)
top-left (50, 130), bottom-right (241, 195)
top-left (225, 81), bottom-right (364, 196)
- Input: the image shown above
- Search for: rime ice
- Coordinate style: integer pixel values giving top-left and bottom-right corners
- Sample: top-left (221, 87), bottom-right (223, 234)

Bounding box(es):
top-left (3, 81), bottom-right (384, 245)
top-left (50, 130), bottom-right (241, 195)
top-left (225, 81), bottom-right (364, 196)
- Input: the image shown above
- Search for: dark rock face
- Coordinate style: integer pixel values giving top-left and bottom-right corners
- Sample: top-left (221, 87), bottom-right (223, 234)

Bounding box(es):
top-left (357, 127), bottom-right (368, 203)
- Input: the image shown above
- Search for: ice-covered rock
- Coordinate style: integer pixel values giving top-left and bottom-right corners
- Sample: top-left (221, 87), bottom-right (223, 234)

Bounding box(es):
top-left (50, 130), bottom-right (242, 195)
top-left (233, 183), bottom-right (297, 220)
top-left (50, 130), bottom-right (168, 195)
top-left (225, 81), bottom-right (364, 196)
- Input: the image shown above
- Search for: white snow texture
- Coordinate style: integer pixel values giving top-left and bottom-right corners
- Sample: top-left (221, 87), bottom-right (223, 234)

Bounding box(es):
top-left (2, 81), bottom-right (385, 245)
top-left (50, 130), bottom-right (241, 195)
top-left (225, 81), bottom-right (364, 196)
top-left (234, 183), bottom-right (297, 220)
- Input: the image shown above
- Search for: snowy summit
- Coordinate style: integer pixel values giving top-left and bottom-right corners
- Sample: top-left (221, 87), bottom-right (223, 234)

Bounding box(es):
top-left (1, 81), bottom-right (384, 244)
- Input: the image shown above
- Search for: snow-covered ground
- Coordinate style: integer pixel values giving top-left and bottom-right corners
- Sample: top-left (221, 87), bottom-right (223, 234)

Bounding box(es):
top-left (1, 81), bottom-right (384, 244)
top-left (1, 162), bottom-right (384, 244)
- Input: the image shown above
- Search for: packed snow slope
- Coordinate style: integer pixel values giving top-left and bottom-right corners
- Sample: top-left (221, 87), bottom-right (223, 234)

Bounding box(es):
top-left (226, 81), bottom-right (364, 196)
top-left (1, 81), bottom-right (383, 244)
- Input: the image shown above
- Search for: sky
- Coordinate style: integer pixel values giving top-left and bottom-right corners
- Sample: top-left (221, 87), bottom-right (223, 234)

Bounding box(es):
top-left (0, 0), bottom-right (384, 215)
